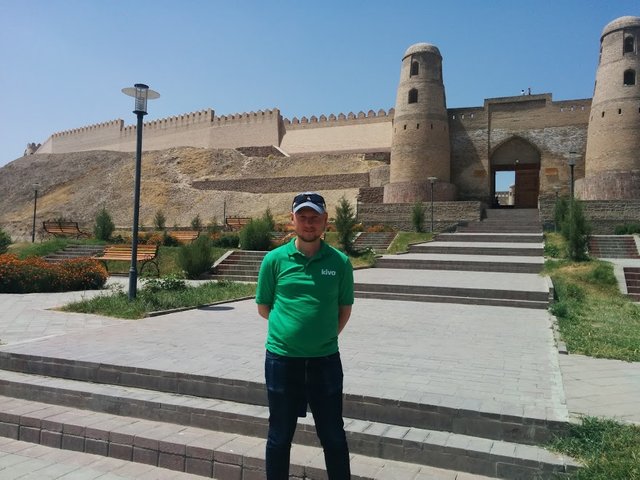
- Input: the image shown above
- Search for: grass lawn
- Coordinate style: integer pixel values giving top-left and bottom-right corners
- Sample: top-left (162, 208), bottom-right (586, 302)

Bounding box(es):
top-left (60, 279), bottom-right (256, 319)
top-left (543, 232), bottom-right (640, 362)
top-left (387, 232), bottom-right (432, 254)
top-left (551, 417), bottom-right (640, 480)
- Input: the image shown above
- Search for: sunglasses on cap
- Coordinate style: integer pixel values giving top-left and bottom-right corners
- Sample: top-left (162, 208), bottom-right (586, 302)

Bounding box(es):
top-left (292, 192), bottom-right (326, 213)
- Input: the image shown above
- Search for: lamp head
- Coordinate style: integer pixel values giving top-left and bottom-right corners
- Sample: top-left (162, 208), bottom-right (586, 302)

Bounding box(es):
top-left (122, 83), bottom-right (160, 115)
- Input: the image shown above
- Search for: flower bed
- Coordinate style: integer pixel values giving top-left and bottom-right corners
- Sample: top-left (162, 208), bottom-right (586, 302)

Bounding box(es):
top-left (0, 255), bottom-right (108, 293)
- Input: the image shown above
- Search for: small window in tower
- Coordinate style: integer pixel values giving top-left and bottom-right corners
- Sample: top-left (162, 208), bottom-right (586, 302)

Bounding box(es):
top-left (624, 69), bottom-right (636, 86)
top-left (410, 61), bottom-right (419, 76)
top-left (602, 111), bottom-right (605, 118)
top-left (408, 88), bottom-right (418, 104)
top-left (618, 108), bottom-right (622, 115)
top-left (624, 35), bottom-right (635, 53)
top-left (403, 124), bottom-right (407, 130)
top-left (430, 123), bottom-right (433, 129)
top-left (416, 123), bottom-right (420, 129)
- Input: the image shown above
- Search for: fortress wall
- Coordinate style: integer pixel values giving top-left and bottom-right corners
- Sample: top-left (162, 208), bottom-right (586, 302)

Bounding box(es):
top-left (38, 120), bottom-right (125, 154)
top-left (207, 109), bottom-right (281, 149)
top-left (280, 109), bottom-right (393, 154)
top-left (539, 199), bottom-right (640, 234)
top-left (358, 201), bottom-right (481, 230)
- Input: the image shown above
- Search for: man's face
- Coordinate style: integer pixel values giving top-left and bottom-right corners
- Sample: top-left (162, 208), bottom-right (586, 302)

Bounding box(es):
top-left (292, 207), bottom-right (328, 243)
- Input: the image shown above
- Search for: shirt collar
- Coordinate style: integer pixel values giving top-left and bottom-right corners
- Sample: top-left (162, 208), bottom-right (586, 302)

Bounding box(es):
top-left (286, 237), bottom-right (327, 259)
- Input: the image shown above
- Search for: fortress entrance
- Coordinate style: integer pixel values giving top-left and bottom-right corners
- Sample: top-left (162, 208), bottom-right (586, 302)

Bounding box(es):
top-left (490, 137), bottom-right (540, 208)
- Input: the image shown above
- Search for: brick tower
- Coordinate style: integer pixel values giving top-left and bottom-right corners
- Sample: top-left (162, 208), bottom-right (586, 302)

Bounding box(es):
top-left (582, 16), bottom-right (640, 199)
top-left (383, 43), bottom-right (456, 203)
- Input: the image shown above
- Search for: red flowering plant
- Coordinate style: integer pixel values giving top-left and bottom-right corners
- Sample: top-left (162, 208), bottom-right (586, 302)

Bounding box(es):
top-left (0, 255), bottom-right (107, 293)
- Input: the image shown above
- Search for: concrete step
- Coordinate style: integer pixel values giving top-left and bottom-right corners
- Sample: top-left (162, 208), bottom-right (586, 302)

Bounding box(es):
top-left (457, 225), bottom-right (542, 233)
top-left (0, 352), bottom-right (568, 447)
top-left (354, 283), bottom-right (549, 309)
top-left (44, 244), bottom-right (106, 263)
top-left (354, 291), bottom-right (548, 309)
top-left (375, 256), bottom-right (543, 274)
top-left (409, 244), bottom-right (543, 257)
top-left (0, 371), bottom-right (579, 479)
top-left (436, 233), bottom-right (543, 243)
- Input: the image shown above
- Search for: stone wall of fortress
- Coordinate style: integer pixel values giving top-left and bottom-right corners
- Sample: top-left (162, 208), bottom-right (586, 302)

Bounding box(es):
top-left (34, 95), bottom-right (593, 204)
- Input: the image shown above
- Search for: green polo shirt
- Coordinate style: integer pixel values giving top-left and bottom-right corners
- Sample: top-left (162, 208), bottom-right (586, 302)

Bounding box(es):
top-left (256, 238), bottom-right (354, 357)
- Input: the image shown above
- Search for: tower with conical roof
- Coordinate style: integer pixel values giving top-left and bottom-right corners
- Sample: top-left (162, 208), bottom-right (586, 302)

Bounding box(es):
top-left (582, 16), bottom-right (640, 199)
top-left (384, 43), bottom-right (456, 203)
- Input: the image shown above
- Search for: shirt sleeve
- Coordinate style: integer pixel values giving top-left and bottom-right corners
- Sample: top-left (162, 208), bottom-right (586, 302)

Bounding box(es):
top-left (256, 252), bottom-right (275, 305)
top-left (338, 256), bottom-right (354, 306)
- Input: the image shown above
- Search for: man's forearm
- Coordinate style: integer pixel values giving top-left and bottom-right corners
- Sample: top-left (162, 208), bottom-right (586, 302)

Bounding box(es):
top-left (337, 305), bottom-right (352, 334)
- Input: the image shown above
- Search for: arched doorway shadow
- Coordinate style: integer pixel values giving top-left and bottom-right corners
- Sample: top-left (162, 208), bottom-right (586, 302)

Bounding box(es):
top-left (490, 137), bottom-right (541, 208)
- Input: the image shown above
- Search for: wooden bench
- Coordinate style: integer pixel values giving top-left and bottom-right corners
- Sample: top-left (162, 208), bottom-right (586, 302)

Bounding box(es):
top-left (225, 217), bottom-right (252, 231)
top-left (169, 230), bottom-right (200, 244)
top-left (93, 244), bottom-right (159, 276)
top-left (43, 220), bottom-right (89, 239)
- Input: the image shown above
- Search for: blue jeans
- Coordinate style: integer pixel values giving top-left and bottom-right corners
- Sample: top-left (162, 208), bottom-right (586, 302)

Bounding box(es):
top-left (265, 350), bottom-right (350, 480)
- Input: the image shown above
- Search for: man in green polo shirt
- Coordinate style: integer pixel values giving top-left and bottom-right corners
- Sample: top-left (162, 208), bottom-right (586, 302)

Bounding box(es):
top-left (256, 192), bottom-right (354, 480)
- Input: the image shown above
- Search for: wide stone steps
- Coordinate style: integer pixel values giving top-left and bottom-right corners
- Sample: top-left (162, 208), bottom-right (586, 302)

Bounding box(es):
top-left (354, 283), bottom-right (549, 309)
top-left (624, 267), bottom-right (640, 301)
top-left (375, 255), bottom-right (543, 274)
top-left (212, 250), bottom-right (266, 283)
top-left (436, 233), bottom-right (543, 243)
top-left (409, 242), bottom-right (543, 257)
top-left (457, 223), bottom-right (542, 233)
top-left (354, 232), bottom-right (397, 252)
top-left (43, 244), bottom-right (105, 263)
top-left (0, 367), bottom-right (579, 479)
top-left (588, 235), bottom-right (639, 259)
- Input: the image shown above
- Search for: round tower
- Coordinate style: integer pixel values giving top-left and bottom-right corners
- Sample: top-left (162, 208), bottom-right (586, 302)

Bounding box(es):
top-left (384, 43), bottom-right (456, 203)
top-left (582, 16), bottom-right (640, 199)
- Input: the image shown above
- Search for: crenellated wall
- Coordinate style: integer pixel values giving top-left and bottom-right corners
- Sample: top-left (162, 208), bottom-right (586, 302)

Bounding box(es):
top-left (279, 109), bottom-right (394, 154)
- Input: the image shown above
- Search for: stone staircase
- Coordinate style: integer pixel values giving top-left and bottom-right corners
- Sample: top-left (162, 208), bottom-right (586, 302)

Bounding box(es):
top-left (43, 244), bottom-right (105, 263)
top-left (355, 208), bottom-right (549, 308)
top-left (457, 208), bottom-right (542, 233)
top-left (588, 235), bottom-right (640, 259)
top-left (211, 250), bottom-right (266, 282)
top-left (623, 267), bottom-right (640, 301)
top-left (353, 232), bottom-right (397, 253)
top-left (0, 353), bottom-right (579, 479)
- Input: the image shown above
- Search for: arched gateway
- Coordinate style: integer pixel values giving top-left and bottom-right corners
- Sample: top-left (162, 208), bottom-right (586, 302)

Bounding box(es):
top-left (490, 137), bottom-right (541, 208)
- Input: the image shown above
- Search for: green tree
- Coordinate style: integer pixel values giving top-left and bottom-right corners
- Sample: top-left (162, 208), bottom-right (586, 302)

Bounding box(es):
top-left (554, 196), bottom-right (569, 233)
top-left (153, 210), bottom-right (166, 231)
top-left (0, 227), bottom-right (11, 254)
top-left (94, 207), bottom-right (115, 241)
top-left (239, 219), bottom-right (272, 251)
top-left (190, 214), bottom-right (203, 232)
top-left (411, 201), bottom-right (426, 233)
top-left (262, 208), bottom-right (276, 231)
top-left (562, 199), bottom-right (591, 261)
top-left (334, 196), bottom-right (357, 254)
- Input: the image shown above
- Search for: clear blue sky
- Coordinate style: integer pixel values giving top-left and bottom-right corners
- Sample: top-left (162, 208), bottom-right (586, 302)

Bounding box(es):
top-left (0, 0), bottom-right (637, 176)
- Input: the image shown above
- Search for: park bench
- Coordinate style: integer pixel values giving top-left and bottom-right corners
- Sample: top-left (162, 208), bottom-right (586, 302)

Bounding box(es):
top-left (169, 230), bottom-right (200, 244)
top-left (93, 244), bottom-right (160, 276)
top-left (42, 220), bottom-right (89, 239)
top-left (225, 217), bottom-right (251, 231)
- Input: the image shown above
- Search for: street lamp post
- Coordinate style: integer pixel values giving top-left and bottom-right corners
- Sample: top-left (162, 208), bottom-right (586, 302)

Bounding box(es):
top-left (122, 84), bottom-right (160, 300)
top-left (568, 152), bottom-right (577, 199)
top-left (428, 176), bottom-right (437, 233)
top-left (31, 183), bottom-right (39, 243)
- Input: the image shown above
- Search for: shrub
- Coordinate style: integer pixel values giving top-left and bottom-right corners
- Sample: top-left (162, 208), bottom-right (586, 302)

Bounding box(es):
top-left (584, 262), bottom-right (617, 286)
top-left (0, 227), bottom-right (11, 254)
top-left (212, 233), bottom-right (240, 248)
top-left (177, 235), bottom-right (214, 279)
top-left (0, 255), bottom-right (107, 293)
top-left (161, 231), bottom-right (180, 247)
top-left (334, 196), bottom-right (357, 254)
top-left (94, 207), bottom-right (115, 241)
top-left (206, 217), bottom-right (222, 234)
top-left (614, 223), bottom-right (640, 235)
top-left (190, 215), bottom-right (203, 232)
top-left (239, 219), bottom-right (272, 251)
top-left (411, 201), bottom-right (426, 233)
top-left (141, 274), bottom-right (187, 294)
top-left (153, 210), bottom-right (167, 231)
top-left (562, 199), bottom-right (591, 261)
top-left (366, 224), bottom-right (394, 233)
